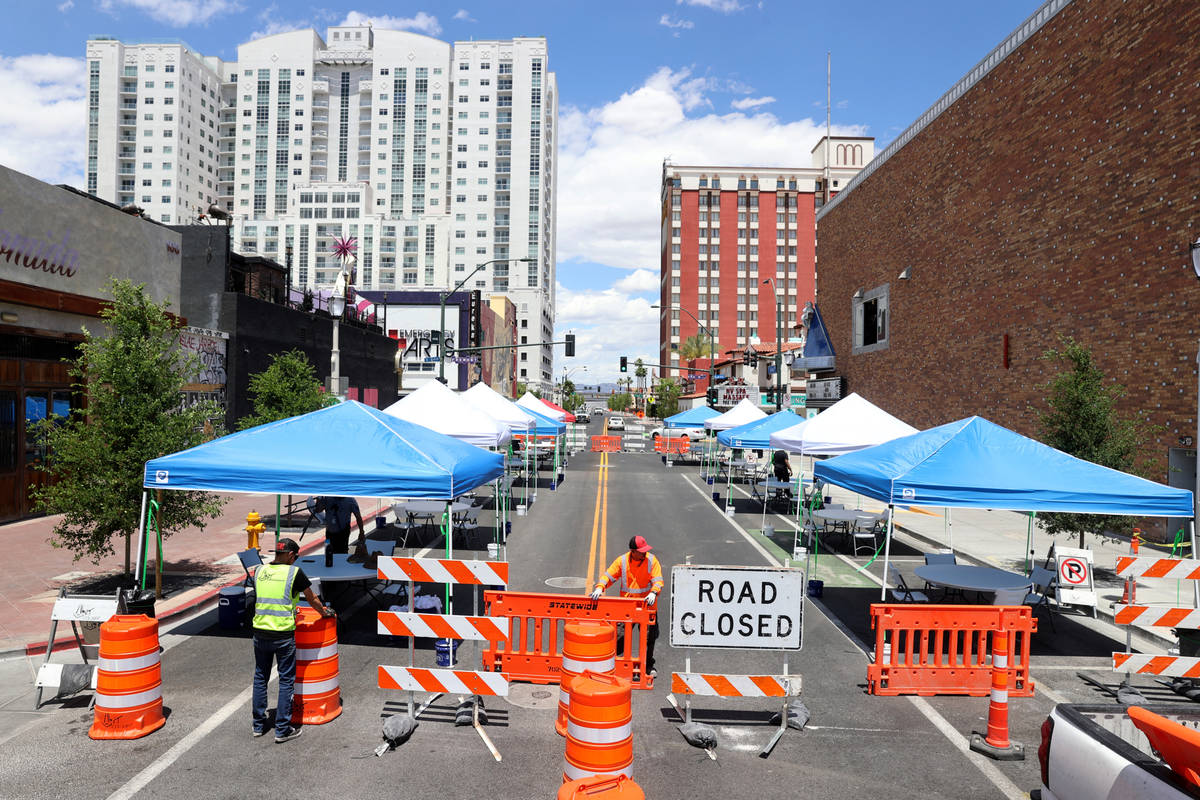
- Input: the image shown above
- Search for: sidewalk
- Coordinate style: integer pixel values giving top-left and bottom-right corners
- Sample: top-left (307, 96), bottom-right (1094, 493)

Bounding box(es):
top-left (0, 494), bottom-right (390, 659)
top-left (820, 482), bottom-right (1190, 652)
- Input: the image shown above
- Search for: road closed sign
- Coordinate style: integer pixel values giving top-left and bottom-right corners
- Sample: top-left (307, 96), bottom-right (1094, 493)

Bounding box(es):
top-left (670, 565), bottom-right (804, 650)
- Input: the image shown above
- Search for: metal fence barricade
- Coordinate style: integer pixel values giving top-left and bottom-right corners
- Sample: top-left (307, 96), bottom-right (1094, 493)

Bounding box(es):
top-left (867, 604), bottom-right (1036, 697)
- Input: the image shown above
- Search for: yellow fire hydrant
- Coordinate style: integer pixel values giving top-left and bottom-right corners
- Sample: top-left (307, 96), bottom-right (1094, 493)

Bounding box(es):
top-left (246, 511), bottom-right (266, 550)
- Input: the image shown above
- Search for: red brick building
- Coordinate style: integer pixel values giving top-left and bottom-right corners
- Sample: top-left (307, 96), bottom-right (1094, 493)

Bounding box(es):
top-left (814, 0), bottom-right (1200, 510)
top-left (658, 139), bottom-right (872, 398)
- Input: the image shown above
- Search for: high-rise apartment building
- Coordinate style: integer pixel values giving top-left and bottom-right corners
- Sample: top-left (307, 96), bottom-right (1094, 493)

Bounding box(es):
top-left (658, 138), bottom-right (873, 379)
top-left (86, 27), bottom-right (558, 392)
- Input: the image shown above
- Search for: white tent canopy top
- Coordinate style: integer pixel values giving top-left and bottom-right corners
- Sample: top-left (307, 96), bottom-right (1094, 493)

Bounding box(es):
top-left (704, 398), bottom-right (769, 431)
top-left (516, 391), bottom-right (565, 422)
top-left (461, 382), bottom-right (539, 433)
top-left (382, 380), bottom-right (513, 449)
top-left (768, 392), bottom-right (918, 455)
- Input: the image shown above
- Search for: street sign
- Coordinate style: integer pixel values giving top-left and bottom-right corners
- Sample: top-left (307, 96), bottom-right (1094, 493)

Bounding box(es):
top-left (669, 565), bottom-right (804, 650)
top-left (1054, 546), bottom-right (1096, 608)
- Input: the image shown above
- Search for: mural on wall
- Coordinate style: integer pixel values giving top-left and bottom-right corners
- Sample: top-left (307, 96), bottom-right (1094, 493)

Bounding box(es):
top-left (178, 326), bottom-right (228, 422)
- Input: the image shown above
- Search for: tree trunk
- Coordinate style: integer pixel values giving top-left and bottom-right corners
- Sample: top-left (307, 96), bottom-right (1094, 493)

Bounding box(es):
top-left (124, 531), bottom-right (131, 582)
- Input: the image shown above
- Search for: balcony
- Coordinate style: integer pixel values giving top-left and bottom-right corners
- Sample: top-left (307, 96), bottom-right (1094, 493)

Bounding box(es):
top-left (311, 159), bottom-right (327, 167)
top-left (357, 159), bottom-right (371, 166)
top-left (313, 115), bottom-right (329, 123)
top-left (312, 79), bottom-right (329, 93)
top-left (311, 128), bottom-right (328, 139)
top-left (312, 100), bottom-right (329, 109)
top-left (311, 145), bottom-right (328, 153)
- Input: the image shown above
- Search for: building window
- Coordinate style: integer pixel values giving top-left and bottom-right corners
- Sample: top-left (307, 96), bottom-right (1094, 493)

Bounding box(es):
top-left (852, 285), bottom-right (890, 353)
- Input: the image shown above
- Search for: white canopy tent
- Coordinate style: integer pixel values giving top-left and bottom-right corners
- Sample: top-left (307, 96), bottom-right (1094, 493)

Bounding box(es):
top-left (768, 393), bottom-right (917, 455)
top-left (703, 398), bottom-right (768, 431)
top-left (462, 383), bottom-right (539, 433)
top-left (517, 391), bottom-right (566, 422)
top-left (383, 381), bottom-right (513, 449)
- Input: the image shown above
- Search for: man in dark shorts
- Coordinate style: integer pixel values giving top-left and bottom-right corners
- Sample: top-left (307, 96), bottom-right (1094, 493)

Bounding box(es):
top-left (251, 537), bottom-right (334, 743)
top-left (772, 449), bottom-right (793, 497)
top-left (314, 495), bottom-right (364, 554)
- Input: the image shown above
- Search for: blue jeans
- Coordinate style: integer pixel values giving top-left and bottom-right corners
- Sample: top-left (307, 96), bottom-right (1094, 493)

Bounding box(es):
top-left (252, 634), bottom-right (296, 736)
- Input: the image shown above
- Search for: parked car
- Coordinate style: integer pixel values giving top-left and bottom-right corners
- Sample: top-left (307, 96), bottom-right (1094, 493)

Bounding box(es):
top-left (649, 426), bottom-right (704, 442)
top-left (607, 415), bottom-right (625, 431)
top-left (576, 410), bottom-right (591, 423)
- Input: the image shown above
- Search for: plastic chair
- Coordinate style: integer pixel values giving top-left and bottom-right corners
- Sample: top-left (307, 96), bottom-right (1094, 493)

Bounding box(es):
top-left (237, 548), bottom-right (263, 587)
top-left (1025, 566), bottom-right (1059, 631)
top-left (365, 539), bottom-right (394, 557)
top-left (991, 586), bottom-right (1032, 605)
top-left (300, 496), bottom-right (326, 540)
top-left (886, 563), bottom-right (929, 603)
top-left (922, 552), bottom-right (962, 600)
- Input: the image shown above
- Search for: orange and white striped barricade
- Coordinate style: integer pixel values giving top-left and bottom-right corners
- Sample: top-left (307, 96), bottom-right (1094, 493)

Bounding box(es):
top-left (292, 607), bottom-right (341, 725)
top-left (668, 563), bottom-right (807, 756)
top-left (557, 774), bottom-right (645, 800)
top-left (88, 614), bottom-right (166, 740)
top-left (481, 592), bottom-right (656, 689)
top-left (1113, 555), bottom-right (1200, 678)
top-left (563, 671), bottom-right (633, 783)
top-left (557, 621), bottom-right (617, 736)
top-left (377, 555), bottom-right (510, 760)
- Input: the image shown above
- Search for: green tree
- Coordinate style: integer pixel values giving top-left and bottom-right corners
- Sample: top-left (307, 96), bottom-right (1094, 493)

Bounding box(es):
top-left (515, 381), bottom-right (528, 399)
top-left (655, 378), bottom-right (682, 419)
top-left (607, 393), bottom-right (633, 412)
top-left (1036, 336), bottom-right (1157, 547)
top-left (678, 333), bottom-right (712, 364)
top-left (33, 279), bottom-right (225, 578)
top-left (238, 349), bottom-right (334, 430)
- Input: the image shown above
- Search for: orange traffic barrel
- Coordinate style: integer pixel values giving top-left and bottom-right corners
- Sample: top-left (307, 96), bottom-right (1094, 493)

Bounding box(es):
top-left (563, 671), bottom-right (633, 783)
top-left (88, 614), bottom-right (165, 740)
top-left (557, 774), bottom-right (645, 799)
top-left (558, 622), bottom-right (616, 736)
top-left (291, 607), bottom-right (341, 724)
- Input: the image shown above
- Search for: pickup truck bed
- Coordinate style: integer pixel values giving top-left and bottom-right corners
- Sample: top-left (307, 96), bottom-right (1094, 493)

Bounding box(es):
top-left (1039, 704), bottom-right (1200, 800)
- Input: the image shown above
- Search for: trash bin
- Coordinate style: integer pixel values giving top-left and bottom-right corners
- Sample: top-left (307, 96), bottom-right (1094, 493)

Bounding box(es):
top-left (1177, 628), bottom-right (1200, 657)
top-left (219, 586), bottom-right (250, 630)
top-left (122, 588), bottom-right (157, 618)
top-left (435, 638), bottom-right (459, 667)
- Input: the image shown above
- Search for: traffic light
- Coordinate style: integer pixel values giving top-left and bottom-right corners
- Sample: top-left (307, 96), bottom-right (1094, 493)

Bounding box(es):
top-left (749, 351), bottom-right (758, 367)
top-left (619, 356), bottom-right (628, 373)
top-left (764, 388), bottom-right (774, 405)
top-left (706, 386), bottom-right (718, 408)
top-left (742, 350), bottom-right (751, 366)
top-left (565, 333), bottom-right (575, 357)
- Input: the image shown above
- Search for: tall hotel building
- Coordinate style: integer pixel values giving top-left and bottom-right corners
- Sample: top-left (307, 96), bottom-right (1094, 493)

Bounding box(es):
top-left (659, 138), bottom-right (872, 377)
top-left (86, 28), bottom-right (558, 391)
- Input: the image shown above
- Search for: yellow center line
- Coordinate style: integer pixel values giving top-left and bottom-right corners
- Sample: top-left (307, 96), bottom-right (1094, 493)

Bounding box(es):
top-left (599, 451), bottom-right (609, 587)
top-left (585, 450), bottom-right (605, 593)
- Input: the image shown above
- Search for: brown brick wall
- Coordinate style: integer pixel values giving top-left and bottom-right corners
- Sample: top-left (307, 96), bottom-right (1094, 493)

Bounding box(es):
top-left (817, 0), bottom-right (1200, 489)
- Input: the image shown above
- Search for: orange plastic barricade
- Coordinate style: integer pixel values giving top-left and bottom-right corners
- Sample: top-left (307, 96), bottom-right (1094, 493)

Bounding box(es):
top-left (557, 774), bottom-right (645, 799)
top-left (653, 437), bottom-right (690, 455)
top-left (590, 436), bottom-right (622, 453)
top-left (1129, 705), bottom-right (1200, 788)
top-left (557, 622), bottom-right (617, 735)
top-left (88, 614), bottom-right (165, 740)
top-left (563, 671), bottom-right (633, 783)
top-left (867, 604), bottom-right (1036, 697)
top-left (292, 608), bottom-right (341, 724)
top-left (482, 592), bottom-right (655, 689)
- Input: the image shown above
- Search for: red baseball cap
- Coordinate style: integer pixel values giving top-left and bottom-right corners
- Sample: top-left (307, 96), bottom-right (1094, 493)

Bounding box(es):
top-left (629, 535), bottom-right (652, 553)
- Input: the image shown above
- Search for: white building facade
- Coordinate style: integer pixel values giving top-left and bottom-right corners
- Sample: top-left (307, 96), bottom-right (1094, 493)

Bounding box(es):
top-left (86, 27), bottom-right (558, 392)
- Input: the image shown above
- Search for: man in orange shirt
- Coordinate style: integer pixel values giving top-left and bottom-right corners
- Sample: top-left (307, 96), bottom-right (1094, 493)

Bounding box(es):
top-left (590, 535), bottom-right (664, 675)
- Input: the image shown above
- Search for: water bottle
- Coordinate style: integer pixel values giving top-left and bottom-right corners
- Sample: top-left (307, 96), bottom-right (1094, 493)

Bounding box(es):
top-left (325, 538), bottom-right (333, 568)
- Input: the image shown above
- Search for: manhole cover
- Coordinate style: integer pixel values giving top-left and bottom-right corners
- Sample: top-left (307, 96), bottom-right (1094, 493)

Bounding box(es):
top-left (546, 576), bottom-right (588, 590)
top-left (506, 683), bottom-right (559, 710)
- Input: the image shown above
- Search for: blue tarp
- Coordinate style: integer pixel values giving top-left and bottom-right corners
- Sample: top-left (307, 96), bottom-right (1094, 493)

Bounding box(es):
top-left (718, 410), bottom-right (807, 449)
top-left (664, 406), bottom-right (720, 429)
top-left (143, 400), bottom-right (504, 499)
top-left (523, 407), bottom-right (566, 435)
top-left (814, 415), bottom-right (1194, 517)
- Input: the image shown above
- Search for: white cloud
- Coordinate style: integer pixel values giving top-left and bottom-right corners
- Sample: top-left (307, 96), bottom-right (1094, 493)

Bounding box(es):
top-left (0, 55), bottom-right (86, 187)
top-left (98, 0), bottom-right (242, 26)
top-left (453, 9), bottom-right (476, 22)
top-left (658, 14), bottom-right (694, 35)
top-left (613, 269), bottom-right (660, 294)
top-left (57, 0), bottom-right (74, 11)
top-left (555, 283), bottom-right (660, 383)
top-left (731, 95), bottom-right (775, 110)
top-left (339, 10), bottom-right (442, 35)
top-left (250, 5), bottom-right (310, 40)
top-left (677, 0), bottom-right (745, 12)
top-left (556, 66), bottom-right (868, 271)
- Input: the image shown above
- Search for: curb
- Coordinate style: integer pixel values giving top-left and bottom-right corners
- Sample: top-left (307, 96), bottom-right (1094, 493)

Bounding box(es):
top-left (892, 521), bottom-right (1177, 652)
top-left (12, 504), bottom-right (384, 661)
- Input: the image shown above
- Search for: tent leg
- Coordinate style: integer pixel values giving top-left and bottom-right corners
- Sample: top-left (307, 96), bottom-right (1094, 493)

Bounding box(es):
top-left (1192, 521), bottom-right (1199, 607)
top-left (133, 491), bottom-right (149, 591)
top-left (881, 505), bottom-right (895, 601)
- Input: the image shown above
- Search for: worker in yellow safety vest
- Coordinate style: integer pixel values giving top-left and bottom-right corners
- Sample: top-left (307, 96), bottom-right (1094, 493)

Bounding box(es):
top-left (590, 535), bottom-right (664, 675)
top-left (251, 537), bottom-right (334, 743)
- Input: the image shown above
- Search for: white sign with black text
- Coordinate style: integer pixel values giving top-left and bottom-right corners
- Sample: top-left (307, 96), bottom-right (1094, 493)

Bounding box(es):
top-left (670, 565), bottom-right (804, 650)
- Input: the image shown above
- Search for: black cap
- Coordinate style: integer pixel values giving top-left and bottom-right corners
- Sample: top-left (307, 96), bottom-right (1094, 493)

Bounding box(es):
top-left (275, 537), bottom-right (300, 554)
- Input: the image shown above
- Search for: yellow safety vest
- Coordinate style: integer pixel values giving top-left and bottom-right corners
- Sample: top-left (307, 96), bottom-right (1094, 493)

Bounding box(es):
top-left (252, 563), bottom-right (299, 632)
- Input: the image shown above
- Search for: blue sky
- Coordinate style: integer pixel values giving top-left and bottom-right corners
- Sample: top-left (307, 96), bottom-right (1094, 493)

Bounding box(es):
top-left (0, 0), bottom-right (1045, 383)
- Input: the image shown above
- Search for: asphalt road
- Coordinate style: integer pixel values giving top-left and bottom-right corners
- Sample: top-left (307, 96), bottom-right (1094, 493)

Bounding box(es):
top-left (0, 443), bottom-right (1152, 799)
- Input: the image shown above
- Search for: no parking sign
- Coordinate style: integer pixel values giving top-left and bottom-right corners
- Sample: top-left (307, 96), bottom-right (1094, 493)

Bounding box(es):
top-left (1055, 546), bottom-right (1096, 609)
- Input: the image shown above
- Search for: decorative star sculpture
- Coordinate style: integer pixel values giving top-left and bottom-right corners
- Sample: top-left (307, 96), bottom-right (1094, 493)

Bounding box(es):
top-left (331, 236), bottom-right (358, 263)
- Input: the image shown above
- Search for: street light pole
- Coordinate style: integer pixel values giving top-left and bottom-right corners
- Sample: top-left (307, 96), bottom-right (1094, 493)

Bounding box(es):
top-left (440, 257), bottom-right (534, 385)
top-left (652, 303), bottom-right (716, 387)
top-left (762, 278), bottom-right (783, 412)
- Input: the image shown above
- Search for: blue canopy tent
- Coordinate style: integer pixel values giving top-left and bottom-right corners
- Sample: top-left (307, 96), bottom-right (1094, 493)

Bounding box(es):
top-left (813, 416), bottom-right (1195, 598)
top-left (664, 406), bottom-right (720, 429)
top-left (717, 410), bottom-right (806, 449)
top-left (137, 400), bottom-right (504, 588)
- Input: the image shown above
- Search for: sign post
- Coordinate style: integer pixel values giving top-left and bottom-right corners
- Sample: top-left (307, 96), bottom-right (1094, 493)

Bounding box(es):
top-left (1054, 546), bottom-right (1097, 617)
top-left (669, 564), bottom-right (805, 757)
